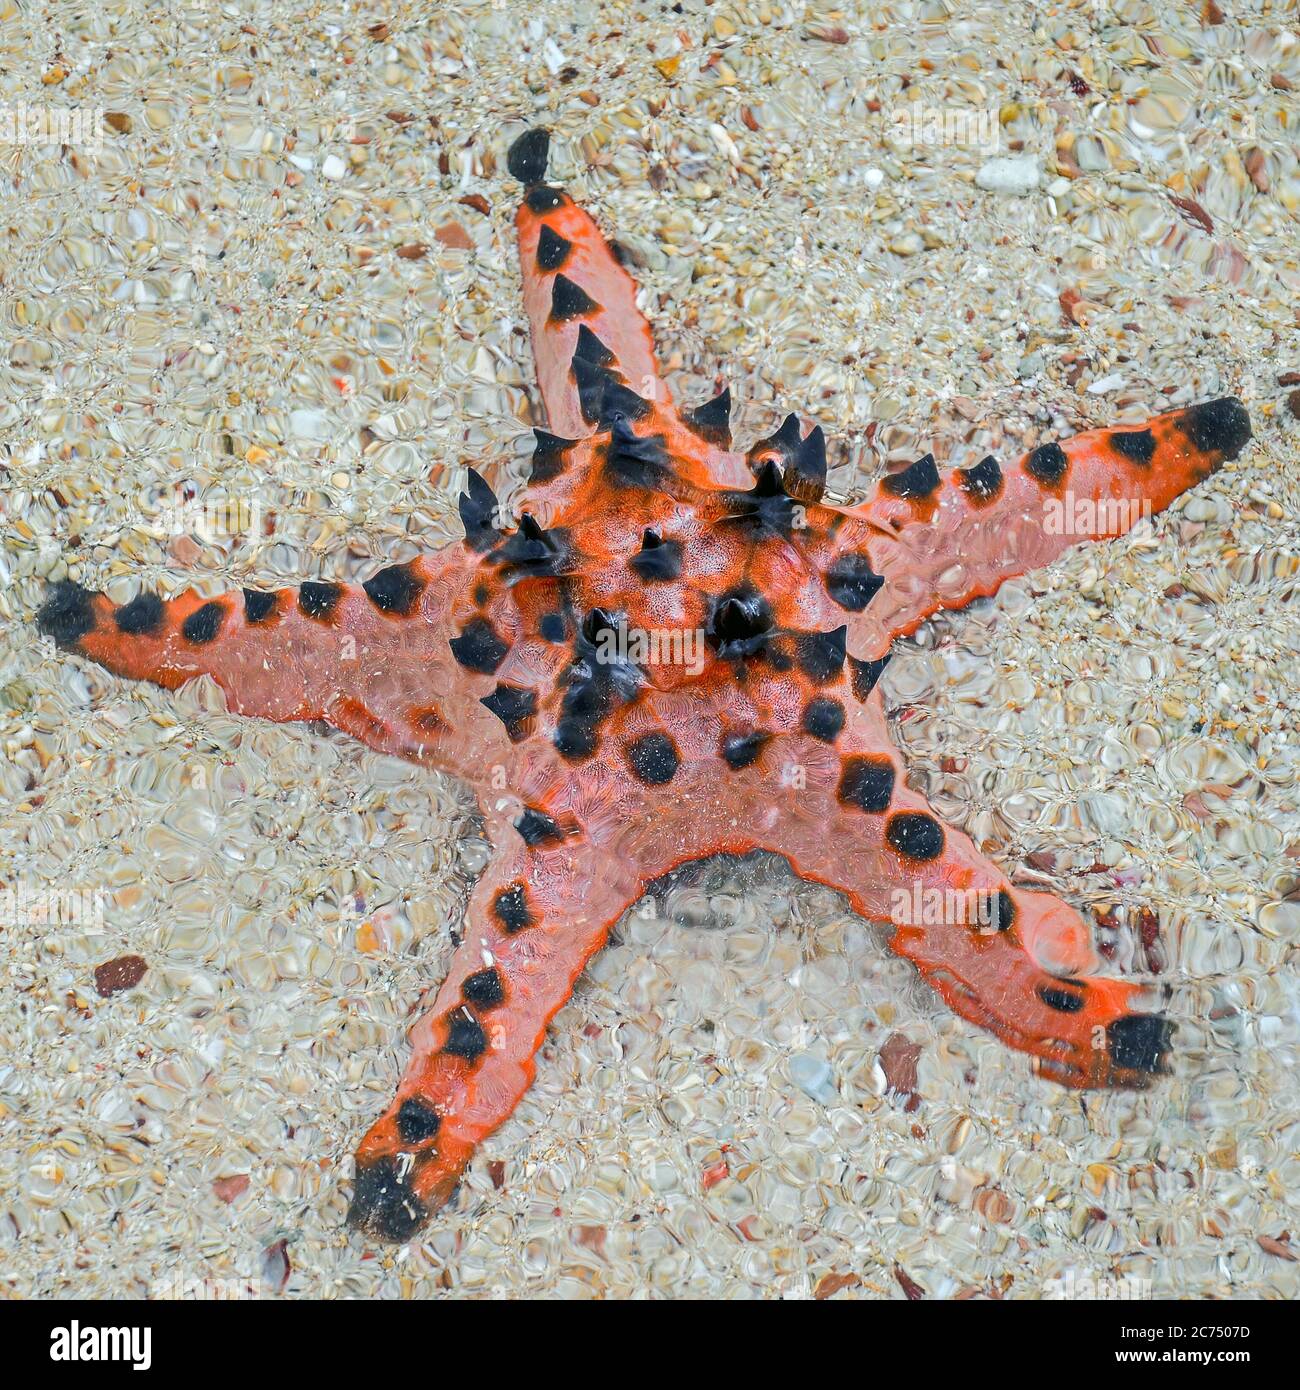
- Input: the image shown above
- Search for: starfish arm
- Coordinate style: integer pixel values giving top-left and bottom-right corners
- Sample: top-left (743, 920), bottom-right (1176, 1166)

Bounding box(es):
top-left (762, 712), bottom-right (1172, 1090)
top-left (837, 396), bottom-right (1252, 641)
top-left (508, 128), bottom-right (667, 441)
top-left (34, 551), bottom-right (501, 779)
top-left (347, 834), bottom-right (641, 1241)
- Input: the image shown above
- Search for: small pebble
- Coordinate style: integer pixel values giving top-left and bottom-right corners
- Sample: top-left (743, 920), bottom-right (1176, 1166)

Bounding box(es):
top-left (788, 1052), bottom-right (838, 1105)
top-left (975, 155), bottom-right (1041, 195)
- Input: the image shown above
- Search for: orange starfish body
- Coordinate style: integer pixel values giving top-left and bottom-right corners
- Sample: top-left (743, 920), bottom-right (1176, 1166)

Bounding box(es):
top-left (38, 128), bottom-right (1254, 1241)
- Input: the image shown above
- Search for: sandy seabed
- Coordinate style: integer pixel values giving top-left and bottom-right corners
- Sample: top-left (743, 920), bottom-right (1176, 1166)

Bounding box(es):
top-left (1, 0), bottom-right (1298, 1298)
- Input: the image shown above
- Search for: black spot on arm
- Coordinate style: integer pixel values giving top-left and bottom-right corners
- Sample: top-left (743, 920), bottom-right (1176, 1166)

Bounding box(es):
top-left (786, 425), bottom-right (827, 504)
top-left (530, 430), bottom-right (577, 485)
top-left (549, 274), bottom-right (599, 323)
top-left (182, 600), bottom-right (225, 644)
top-left (299, 582), bottom-right (343, 621)
top-left (493, 884), bottom-right (532, 933)
top-left (1025, 441), bottom-right (1068, 487)
top-left (536, 224), bottom-right (572, 272)
top-left (243, 588), bottom-right (278, 624)
top-left (991, 889), bottom-right (1016, 933)
top-left (750, 414), bottom-right (827, 504)
top-left (1039, 984), bottom-right (1085, 1014)
top-left (539, 611), bottom-right (567, 642)
top-left (573, 357), bottom-right (653, 433)
top-left (514, 806), bottom-right (565, 846)
top-left (602, 419), bottom-right (668, 490)
top-left (552, 608), bottom-right (643, 762)
top-left (747, 413), bottom-right (801, 469)
top-left (553, 717), bottom-right (598, 760)
top-left (570, 355), bottom-right (611, 426)
top-left (626, 731), bottom-right (680, 784)
top-left (629, 529), bottom-right (682, 581)
top-left (802, 698), bottom-right (845, 742)
top-left (706, 586), bottom-right (773, 658)
top-left (826, 553), bottom-right (883, 611)
top-left (684, 387), bottom-right (731, 447)
top-left (481, 683), bottom-right (537, 741)
top-left (490, 514), bottom-right (572, 582)
top-left (462, 967), bottom-right (505, 1009)
top-left (459, 468), bottom-right (501, 551)
top-left (722, 731), bottom-right (769, 770)
top-left (719, 461), bottom-right (799, 538)
top-left (849, 653), bottom-right (891, 701)
top-left (37, 580), bottom-right (97, 647)
top-left (396, 1097), bottom-right (440, 1145)
top-left (450, 617), bottom-right (509, 673)
top-left (602, 380), bottom-right (653, 428)
top-left (443, 1010), bottom-right (488, 1062)
top-left (955, 455), bottom-right (1002, 504)
top-left (881, 453), bottom-right (940, 500)
top-left (114, 592), bottom-right (164, 636)
top-left (1110, 428), bottom-right (1155, 466)
top-left (837, 755), bottom-right (895, 813)
top-left (737, 416), bottom-right (825, 512)
top-left (885, 811), bottom-right (944, 861)
top-left (363, 562), bottom-right (426, 616)
top-left (795, 625), bottom-right (846, 681)
top-left (572, 324), bottom-right (615, 370)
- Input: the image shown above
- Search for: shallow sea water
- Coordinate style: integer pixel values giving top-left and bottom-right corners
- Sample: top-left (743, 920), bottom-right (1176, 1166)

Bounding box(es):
top-left (1, 1), bottom-right (1298, 1298)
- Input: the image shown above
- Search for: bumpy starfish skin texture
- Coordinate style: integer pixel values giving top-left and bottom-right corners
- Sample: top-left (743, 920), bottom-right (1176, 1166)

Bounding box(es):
top-left (38, 128), bottom-right (1254, 1243)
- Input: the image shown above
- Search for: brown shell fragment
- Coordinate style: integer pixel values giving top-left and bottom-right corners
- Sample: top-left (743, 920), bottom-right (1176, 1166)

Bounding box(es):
top-left (93, 955), bottom-right (148, 997)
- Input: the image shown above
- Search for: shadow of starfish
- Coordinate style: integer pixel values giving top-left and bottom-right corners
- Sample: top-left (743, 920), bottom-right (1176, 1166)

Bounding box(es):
top-left (36, 127), bottom-right (1254, 1242)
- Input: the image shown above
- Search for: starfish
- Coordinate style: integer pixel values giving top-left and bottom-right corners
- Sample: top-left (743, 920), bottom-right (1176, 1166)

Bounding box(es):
top-left (36, 127), bottom-right (1254, 1243)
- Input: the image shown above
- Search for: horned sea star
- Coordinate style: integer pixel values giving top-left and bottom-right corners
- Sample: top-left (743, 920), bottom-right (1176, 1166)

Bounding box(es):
top-left (36, 128), bottom-right (1254, 1242)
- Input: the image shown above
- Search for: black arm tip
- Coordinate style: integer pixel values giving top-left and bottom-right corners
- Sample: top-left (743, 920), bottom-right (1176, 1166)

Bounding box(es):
top-left (507, 127), bottom-right (551, 186)
top-left (347, 1155), bottom-right (429, 1243)
top-left (1184, 396), bottom-right (1252, 461)
top-left (36, 579), bottom-right (97, 648)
